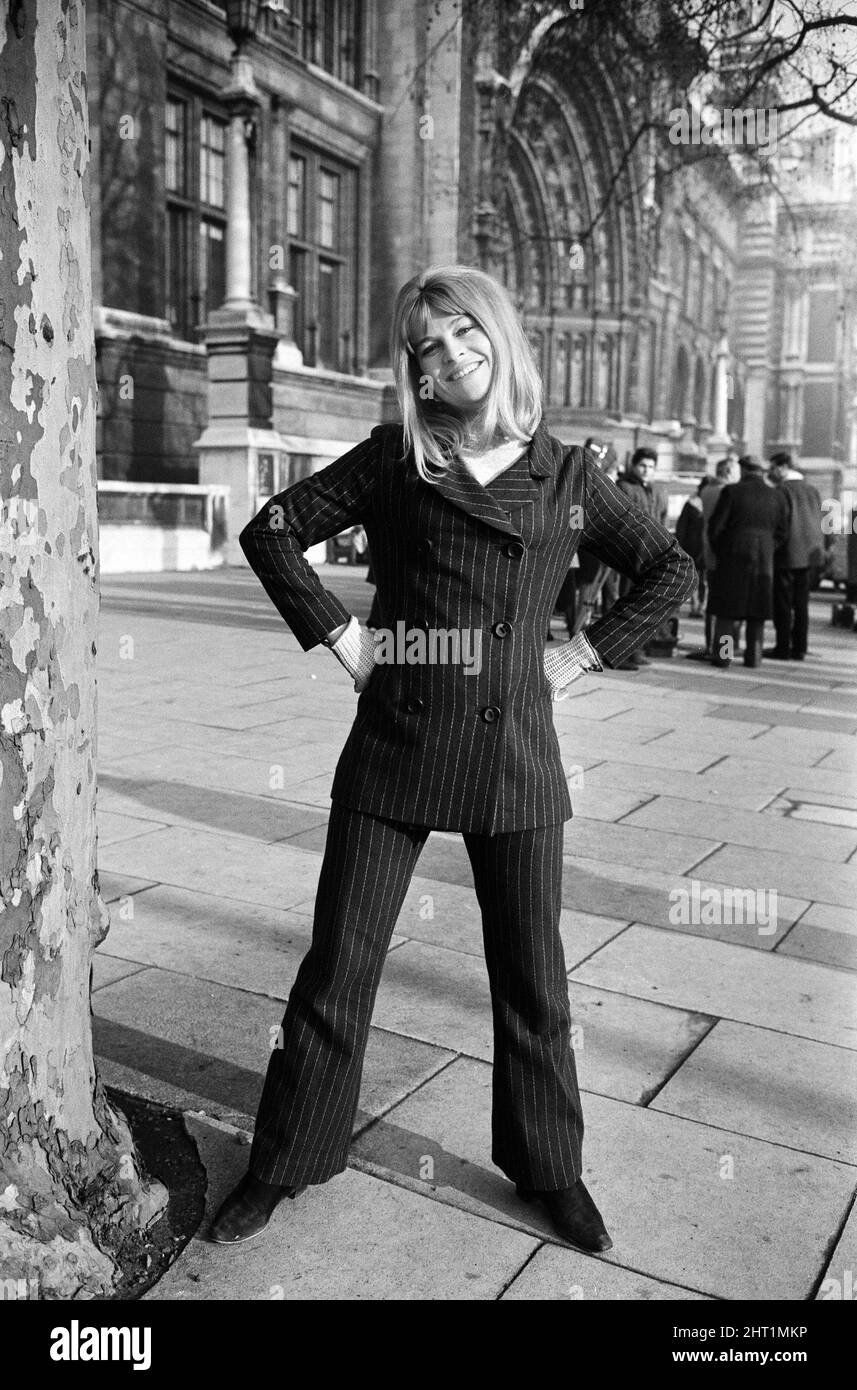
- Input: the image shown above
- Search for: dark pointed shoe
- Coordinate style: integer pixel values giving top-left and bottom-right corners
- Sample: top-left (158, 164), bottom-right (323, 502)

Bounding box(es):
top-left (516, 1179), bottom-right (613, 1254)
top-left (209, 1172), bottom-right (301, 1245)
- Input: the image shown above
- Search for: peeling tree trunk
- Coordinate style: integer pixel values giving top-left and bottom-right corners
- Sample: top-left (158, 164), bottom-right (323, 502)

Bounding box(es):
top-left (0, 0), bottom-right (166, 1299)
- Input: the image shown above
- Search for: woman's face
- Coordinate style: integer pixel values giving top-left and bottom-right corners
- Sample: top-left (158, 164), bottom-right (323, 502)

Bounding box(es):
top-left (412, 309), bottom-right (493, 414)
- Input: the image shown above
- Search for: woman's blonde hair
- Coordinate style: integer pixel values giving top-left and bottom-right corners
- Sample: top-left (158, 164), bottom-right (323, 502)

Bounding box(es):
top-left (389, 264), bottom-right (543, 479)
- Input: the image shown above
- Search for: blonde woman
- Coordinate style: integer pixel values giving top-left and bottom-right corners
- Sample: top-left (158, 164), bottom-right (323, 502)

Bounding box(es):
top-left (211, 265), bottom-right (695, 1252)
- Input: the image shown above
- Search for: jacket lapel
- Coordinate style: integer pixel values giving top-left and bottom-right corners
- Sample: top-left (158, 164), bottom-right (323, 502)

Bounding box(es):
top-left (412, 417), bottom-right (557, 537)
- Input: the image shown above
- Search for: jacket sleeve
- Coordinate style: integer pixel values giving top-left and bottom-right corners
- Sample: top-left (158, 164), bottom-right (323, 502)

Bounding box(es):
top-left (238, 427), bottom-right (383, 650)
top-left (575, 449), bottom-right (696, 668)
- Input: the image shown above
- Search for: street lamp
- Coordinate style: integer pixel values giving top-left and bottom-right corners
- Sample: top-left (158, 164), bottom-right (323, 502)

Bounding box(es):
top-left (225, 0), bottom-right (262, 53)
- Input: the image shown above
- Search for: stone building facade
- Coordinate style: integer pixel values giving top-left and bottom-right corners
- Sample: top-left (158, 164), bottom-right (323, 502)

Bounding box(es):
top-left (86, 0), bottom-right (856, 534)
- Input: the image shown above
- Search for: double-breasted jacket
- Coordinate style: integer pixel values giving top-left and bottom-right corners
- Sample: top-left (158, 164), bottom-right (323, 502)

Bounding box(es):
top-left (239, 418), bottom-right (695, 833)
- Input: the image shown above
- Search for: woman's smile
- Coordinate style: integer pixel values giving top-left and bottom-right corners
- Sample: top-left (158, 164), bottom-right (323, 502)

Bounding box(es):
top-left (414, 309), bottom-right (494, 410)
top-left (447, 360), bottom-right (484, 382)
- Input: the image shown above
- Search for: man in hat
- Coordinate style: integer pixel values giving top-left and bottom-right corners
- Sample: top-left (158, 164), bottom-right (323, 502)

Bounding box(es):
top-left (706, 454), bottom-right (790, 668)
top-left (765, 451), bottom-right (823, 661)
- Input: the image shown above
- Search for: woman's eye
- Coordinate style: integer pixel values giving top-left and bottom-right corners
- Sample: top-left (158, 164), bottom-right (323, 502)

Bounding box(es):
top-left (457, 323), bottom-right (474, 335)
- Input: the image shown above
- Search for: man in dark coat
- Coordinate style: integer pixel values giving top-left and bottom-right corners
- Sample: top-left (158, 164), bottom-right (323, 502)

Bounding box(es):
top-left (706, 454), bottom-right (790, 668)
top-left (614, 447), bottom-right (670, 668)
top-left (765, 451), bottom-right (823, 661)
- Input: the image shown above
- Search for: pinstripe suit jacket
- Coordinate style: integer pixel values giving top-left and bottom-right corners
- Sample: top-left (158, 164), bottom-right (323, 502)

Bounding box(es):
top-left (239, 417), bottom-right (695, 833)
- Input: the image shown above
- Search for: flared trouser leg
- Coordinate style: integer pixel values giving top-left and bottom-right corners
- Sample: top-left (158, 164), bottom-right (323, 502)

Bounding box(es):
top-left (463, 822), bottom-right (584, 1190)
top-left (249, 803), bottom-right (428, 1186)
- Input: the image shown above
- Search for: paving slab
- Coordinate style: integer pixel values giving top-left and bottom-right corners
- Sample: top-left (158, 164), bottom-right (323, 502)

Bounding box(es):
top-left (501, 1245), bottom-right (710, 1300)
top-left (97, 1052), bottom-right (260, 1132)
top-left (98, 773), bottom-right (329, 844)
top-left (94, 884), bottom-right (319, 998)
top-left (371, 941), bottom-right (713, 1103)
top-left (545, 714), bottom-right (665, 748)
top-left (701, 756), bottom-right (856, 799)
top-left (564, 817), bottom-right (720, 876)
top-left (145, 1116), bottom-right (538, 1301)
top-left (565, 983), bottom-right (714, 1104)
top-left (816, 1203), bottom-right (857, 1301)
top-left (130, 694), bottom-right (318, 732)
top-left (98, 825), bottom-right (325, 913)
top-left (561, 855), bottom-right (802, 949)
top-left (797, 901), bottom-right (857, 934)
top-left (91, 955), bottom-right (149, 990)
top-left (567, 785), bottom-right (654, 822)
top-left (357, 1065), bottom-right (855, 1299)
top-left (620, 795), bottom-right (857, 862)
top-left (558, 732), bottom-right (721, 774)
top-left (580, 760), bottom-right (776, 811)
top-left (695, 844), bottom-right (857, 910)
top-left (96, 810), bottom-right (168, 846)
top-left (92, 965), bottom-right (454, 1130)
top-left (99, 741), bottom-right (340, 799)
top-left (810, 747), bottom-right (857, 774)
top-left (98, 870), bottom-right (158, 902)
top-left (651, 1020), bottom-right (857, 1165)
top-left (791, 803), bottom-right (857, 829)
top-left (707, 705), bottom-right (857, 736)
top-left (777, 911), bottom-right (857, 971)
top-left (778, 788), bottom-right (857, 813)
top-left (550, 687), bottom-right (638, 721)
top-left (276, 774), bottom-right (337, 809)
top-left (571, 925), bottom-right (857, 1050)
top-left (747, 724), bottom-right (856, 753)
top-left (641, 731), bottom-right (837, 769)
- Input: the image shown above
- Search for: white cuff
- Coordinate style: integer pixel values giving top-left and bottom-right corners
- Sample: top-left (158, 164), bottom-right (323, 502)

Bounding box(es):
top-left (544, 631), bottom-right (603, 697)
top-left (330, 615), bottom-right (377, 691)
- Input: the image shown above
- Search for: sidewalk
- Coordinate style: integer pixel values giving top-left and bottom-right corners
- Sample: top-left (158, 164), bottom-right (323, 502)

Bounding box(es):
top-left (93, 568), bottom-right (857, 1300)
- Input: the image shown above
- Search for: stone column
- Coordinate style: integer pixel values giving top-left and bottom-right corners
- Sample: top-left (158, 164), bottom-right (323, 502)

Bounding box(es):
top-left (193, 52), bottom-right (285, 563)
top-left (210, 54), bottom-right (272, 331)
top-left (706, 331), bottom-right (732, 463)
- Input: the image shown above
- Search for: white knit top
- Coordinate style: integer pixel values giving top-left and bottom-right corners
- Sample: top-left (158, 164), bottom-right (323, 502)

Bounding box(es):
top-left (458, 438), bottom-right (528, 486)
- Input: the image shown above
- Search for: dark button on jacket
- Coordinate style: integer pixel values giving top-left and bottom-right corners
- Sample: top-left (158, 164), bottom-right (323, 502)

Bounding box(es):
top-left (492, 621), bottom-right (512, 638)
top-left (239, 418), bottom-right (696, 833)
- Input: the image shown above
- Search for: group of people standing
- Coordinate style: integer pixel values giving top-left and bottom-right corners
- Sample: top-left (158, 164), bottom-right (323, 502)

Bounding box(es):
top-left (676, 451), bottom-right (824, 669)
top-left (549, 440), bottom-right (823, 672)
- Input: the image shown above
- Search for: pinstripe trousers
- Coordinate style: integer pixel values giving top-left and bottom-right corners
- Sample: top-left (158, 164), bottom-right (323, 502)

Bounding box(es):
top-left (248, 802), bottom-right (584, 1189)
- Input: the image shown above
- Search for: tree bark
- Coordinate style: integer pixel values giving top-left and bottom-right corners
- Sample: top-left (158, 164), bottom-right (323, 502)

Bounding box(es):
top-left (0, 0), bottom-right (167, 1299)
